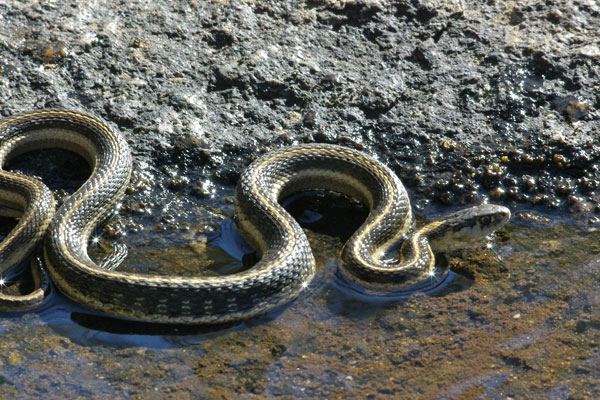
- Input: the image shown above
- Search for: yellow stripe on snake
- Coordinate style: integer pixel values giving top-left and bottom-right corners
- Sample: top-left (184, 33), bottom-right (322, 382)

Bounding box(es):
top-left (0, 110), bottom-right (510, 324)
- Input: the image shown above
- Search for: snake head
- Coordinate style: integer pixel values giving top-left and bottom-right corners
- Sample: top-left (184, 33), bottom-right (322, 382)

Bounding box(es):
top-left (429, 204), bottom-right (511, 250)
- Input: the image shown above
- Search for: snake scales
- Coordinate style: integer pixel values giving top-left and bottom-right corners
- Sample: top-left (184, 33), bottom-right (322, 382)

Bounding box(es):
top-left (0, 109), bottom-right (510, 324)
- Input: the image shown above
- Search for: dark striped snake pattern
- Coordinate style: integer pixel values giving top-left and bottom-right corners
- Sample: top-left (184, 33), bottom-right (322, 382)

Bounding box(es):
top-left (0, 109), bottom-right (510, 324)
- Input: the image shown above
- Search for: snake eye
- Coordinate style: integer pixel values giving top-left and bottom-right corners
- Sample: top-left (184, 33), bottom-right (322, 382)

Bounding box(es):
top-left (479, 215), bottom-right (491, 225)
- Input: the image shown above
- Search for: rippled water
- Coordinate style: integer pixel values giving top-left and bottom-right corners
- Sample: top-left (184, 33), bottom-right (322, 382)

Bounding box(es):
top-left (1, 153), bottom-right (599, 398)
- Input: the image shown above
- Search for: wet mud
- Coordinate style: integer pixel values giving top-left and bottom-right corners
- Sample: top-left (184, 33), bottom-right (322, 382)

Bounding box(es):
top-left (0, 220), bottom-right (599, 398)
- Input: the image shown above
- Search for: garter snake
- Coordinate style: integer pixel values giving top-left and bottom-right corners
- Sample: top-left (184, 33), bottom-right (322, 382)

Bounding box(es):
top-left (0, 109), bottom-right (510, 323)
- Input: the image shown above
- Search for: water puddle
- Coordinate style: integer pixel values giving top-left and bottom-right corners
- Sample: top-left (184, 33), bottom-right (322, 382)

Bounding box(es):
top-left (1, 153), bottom-right (599, 398)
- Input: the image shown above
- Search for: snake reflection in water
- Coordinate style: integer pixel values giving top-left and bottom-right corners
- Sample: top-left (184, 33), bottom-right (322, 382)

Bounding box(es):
top-left (0, 109), bottom-right (510, 324)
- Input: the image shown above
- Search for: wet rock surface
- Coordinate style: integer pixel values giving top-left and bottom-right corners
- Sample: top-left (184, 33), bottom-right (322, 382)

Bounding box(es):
top-left (1, 0), bottom-right (598, 226)
top-left (0, 0), bottom-right (599, 398)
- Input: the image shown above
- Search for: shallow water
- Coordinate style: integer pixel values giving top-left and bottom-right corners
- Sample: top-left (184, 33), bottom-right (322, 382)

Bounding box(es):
top-left (1, 189), bottom-right (599, 398)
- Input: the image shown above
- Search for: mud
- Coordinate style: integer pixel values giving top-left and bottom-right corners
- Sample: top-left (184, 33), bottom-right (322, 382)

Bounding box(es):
top-left (0, 222), bottom-right (599, 398)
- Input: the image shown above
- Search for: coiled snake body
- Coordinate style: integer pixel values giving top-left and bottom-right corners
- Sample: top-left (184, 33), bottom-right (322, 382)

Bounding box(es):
top-left (0, 110), bottom-right (510, 324)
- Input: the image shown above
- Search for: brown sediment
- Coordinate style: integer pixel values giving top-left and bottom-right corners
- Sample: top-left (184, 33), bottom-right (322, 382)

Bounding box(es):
top-left (0, 221), bottom-right (599, 398)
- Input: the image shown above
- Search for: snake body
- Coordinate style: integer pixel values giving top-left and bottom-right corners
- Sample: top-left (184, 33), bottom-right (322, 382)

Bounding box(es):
top-left (0, 109), bottom-right (510, 323)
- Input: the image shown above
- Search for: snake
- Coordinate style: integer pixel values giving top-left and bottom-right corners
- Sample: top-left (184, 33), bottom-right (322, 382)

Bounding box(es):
top-left (0, 109), bottom-right (510, 323)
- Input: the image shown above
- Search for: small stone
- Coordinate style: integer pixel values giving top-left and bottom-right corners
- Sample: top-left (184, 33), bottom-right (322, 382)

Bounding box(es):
top-left (490, 187), bottom-right (506, 199)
